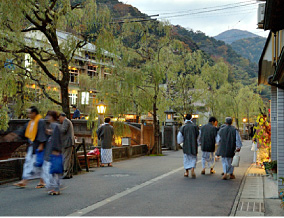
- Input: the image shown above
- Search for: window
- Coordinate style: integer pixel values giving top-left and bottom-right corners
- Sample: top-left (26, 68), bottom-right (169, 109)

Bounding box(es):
top-left (69, 93), bottom-right (77, 105)
top-left (69, 68), bottom-right (79, 83)
top-left (81, 92), bottom-right (89, 105)
top-left (87, 65), bottom-right (98, 78)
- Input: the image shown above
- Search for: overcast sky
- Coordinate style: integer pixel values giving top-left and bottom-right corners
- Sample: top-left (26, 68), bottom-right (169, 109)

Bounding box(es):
top-left (121, 0), bottom-right (269, 38)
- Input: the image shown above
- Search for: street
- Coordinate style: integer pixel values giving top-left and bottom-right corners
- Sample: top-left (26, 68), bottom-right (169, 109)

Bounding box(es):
top-left (0, 141), bottom-right (253, 216)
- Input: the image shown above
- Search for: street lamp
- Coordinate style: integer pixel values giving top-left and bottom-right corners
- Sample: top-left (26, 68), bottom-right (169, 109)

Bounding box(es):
top-left (96, 101), bottom-right (107, 126)
top-left (96, 101), bottom-right (107, 146)
top-left (242, 118), bottom-right (247, 123)
top-left (164, 108), bottom-right (175, 125)
top-left (96, 101), bottom-right (107, 115)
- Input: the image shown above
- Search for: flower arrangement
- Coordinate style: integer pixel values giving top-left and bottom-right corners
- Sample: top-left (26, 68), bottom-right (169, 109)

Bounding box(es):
top-left (253, 114), bottom-right (271, 163)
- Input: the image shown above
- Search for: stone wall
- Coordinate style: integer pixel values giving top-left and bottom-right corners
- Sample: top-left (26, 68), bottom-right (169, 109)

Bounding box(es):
top-left (0, 144), bottom-right (148, 184)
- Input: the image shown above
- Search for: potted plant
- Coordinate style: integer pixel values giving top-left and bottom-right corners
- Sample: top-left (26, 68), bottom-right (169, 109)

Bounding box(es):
top-left (269, 160), bottom-right (277, 180)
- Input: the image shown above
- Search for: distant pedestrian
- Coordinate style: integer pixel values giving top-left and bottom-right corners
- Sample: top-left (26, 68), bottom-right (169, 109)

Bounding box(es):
top-left (177, 114), bottom-right (199, 178)
top-left (249, 124), bottom-right (255, 140)
top-left (43, 111), bottom-right (62, 195)
top-left (59, 113), bottom-right (75, 179)
top-left (96, 118), bottom-right (114, 167)
top-left (216, 117), bottom-right (242, 180)
top-left (198, 117), bottom-right (218, 175)
top-left (4, 106), bottom-right (47, 188)
top-left (72, 105), bottom-right (80, 119)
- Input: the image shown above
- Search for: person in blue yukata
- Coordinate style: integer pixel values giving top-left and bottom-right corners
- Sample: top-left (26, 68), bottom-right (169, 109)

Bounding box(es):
top-left (216, 117), bottom-right (242, 180)
top-left (72, 105), bottom-right (80, 119)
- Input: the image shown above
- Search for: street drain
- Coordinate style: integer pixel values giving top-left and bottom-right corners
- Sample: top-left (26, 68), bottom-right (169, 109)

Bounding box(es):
top-left (247, 173), bottom-right (264, 177)
top-left (237, 201), bottom-right (264, 212)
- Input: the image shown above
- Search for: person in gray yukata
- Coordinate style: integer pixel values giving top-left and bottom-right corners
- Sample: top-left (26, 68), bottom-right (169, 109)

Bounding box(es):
top-left (96, 117), bottom-right (114, 167)
top-left (5, 106), bottom-right (47, 188)
top-left (43, 110), bottom-right (63, 195)
top-left (216, 117), bottom-right (242, 180)
top-left (177, 114), bottom-right (199, 178)
top-left (59, 113), bottom-right (75, 179)
top-left (198, 117), bottom-right (218, 175)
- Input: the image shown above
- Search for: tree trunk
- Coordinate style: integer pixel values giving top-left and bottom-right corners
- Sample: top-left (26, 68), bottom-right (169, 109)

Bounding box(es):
top-left (152, 98), bottom-right (161, 154)
top-left (60, 79), bottom-right (71, 119)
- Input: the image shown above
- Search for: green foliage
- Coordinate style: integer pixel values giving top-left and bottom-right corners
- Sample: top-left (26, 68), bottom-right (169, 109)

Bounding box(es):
top-left (231, 37), bottom-right (266, 63)
top-left (0, 106), bottom-right (9, 131)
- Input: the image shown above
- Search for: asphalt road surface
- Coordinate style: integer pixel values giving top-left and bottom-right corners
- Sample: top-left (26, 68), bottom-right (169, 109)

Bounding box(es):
top-left (0, 141), bottom-right (253, 216)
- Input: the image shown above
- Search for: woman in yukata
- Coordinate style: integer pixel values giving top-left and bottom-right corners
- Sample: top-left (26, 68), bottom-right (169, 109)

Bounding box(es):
top-left (42, 110), bottom-right (63, 195)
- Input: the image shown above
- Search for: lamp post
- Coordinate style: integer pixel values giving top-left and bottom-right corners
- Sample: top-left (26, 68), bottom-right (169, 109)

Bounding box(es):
top-left (242, 118), bottom-right (247, 139)
top-left (96, 101), bottom-right (107, 126)
top-left (96, 101), bottom-right (107, 146)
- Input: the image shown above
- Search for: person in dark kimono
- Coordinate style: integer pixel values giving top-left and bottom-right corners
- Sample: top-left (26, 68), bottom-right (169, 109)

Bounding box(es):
top-left (96, 118), bottom-right (114, 167)
top-left (4, 106), bottom-right (47, 188)
top-left (42, 111), bottom-right (62, 195)
top-left (198, 117), bottom-right (218, 175)
top-left (59, 113), bottom-right (75, 179)
top-left (177, 114), bottom-right (199, 178)
top-left (216, 117), bottom-right (242, 180)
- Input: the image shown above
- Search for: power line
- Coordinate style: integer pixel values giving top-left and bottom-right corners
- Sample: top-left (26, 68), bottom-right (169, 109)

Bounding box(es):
top-left (157, 0), bottom-right (257, 16)
top-left (158, 2), bottom-right (257, 19)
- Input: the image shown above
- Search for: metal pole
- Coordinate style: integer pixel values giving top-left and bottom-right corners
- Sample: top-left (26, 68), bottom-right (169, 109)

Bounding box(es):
top-left (82, 138), bottom-right (89, 172)
top-left (97, 114), bottom-right (104, 146)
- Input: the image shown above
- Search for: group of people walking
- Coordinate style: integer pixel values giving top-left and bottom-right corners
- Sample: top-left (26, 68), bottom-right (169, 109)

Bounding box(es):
top-left (4, 107), bottom-right (75, 195)
top-left (4, 106), bottom-right (115, 195)
top-left (178, 114), bottom-right (242, 180)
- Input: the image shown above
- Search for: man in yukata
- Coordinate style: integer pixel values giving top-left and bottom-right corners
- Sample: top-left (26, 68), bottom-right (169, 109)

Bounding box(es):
top-left (5, 106), bottom-right (47, 188)
top-left (96, 118), bottom-right (114, 167)
top-left (59, 113), bottom-right (75, 179)
top-left (216, 117), bottom-right (242, 180)
top-left (198, 117), bottom-right (218, 175)
top-left (177, 114), bottom-right (199, 178)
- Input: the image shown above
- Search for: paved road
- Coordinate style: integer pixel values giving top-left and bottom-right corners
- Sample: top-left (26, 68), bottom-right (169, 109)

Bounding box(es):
top-left (0, 141), bottom-right (253, 216)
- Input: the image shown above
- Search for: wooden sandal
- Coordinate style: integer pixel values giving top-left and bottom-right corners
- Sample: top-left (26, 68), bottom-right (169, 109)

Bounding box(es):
top-left (35, 184), bottom-right (45, 189)
top-left (13, 183), bottom-right (26, 188)
top-left (184, 172), bottom-right (189, 177)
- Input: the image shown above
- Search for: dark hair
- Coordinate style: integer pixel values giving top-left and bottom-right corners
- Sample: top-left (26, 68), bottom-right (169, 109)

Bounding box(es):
top-left (47, 110), bottom-right (58, 121)
top-left (72, 105), bottom-right (77, 109)
top-left (209, 117), bottom-right (217, 123)
top-left (185, 114), bottom-right (192, 120)
top-left (105, 117), bottom-right (111, 123)
top-left (29, 106), bottom-right (39, 115)
top-left (59, 113), bottom-right (66, 117)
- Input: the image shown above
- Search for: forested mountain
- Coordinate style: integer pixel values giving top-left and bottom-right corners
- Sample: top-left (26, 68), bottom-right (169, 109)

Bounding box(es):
top-left (214, 29), bottom-right (261, 44)
top-left (95, 0), bottom-right (269, 98)
top-left (231, 37), bottom-right (266, 63)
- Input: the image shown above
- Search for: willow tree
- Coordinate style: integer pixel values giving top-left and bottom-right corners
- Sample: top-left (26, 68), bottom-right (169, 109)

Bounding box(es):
top-left (97, 21), bottom-right (174, 154)
top-left (198, 60), bottom-right (229, 118)
top-left (166, 49), bottom-right (205, 118)
top-left (0, 0), bottom-right (110, 117)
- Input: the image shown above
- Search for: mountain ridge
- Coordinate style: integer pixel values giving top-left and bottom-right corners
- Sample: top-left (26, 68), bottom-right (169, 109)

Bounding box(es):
top-left (214, 29), bottom-right (265, 44)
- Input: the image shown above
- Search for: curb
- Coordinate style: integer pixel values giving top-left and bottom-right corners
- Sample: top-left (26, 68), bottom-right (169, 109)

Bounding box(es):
top-left (229, 164), bottom-right (253, 216)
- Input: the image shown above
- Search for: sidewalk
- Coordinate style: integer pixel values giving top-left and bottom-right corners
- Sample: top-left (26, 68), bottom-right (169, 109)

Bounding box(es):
top-left (231, 163), bottom-right (283, 216)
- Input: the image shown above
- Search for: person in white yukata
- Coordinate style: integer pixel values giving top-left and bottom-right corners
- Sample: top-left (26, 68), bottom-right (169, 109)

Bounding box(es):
top-left (198, 117), bottom-right (218, 175)
top-left (177, 114), bottom-right (199, 178)
top-left (96, 118), bottom-right (114, 167)
top-left (216, 117), bottom-right (242, 180)
top-left (4, 106), bottom-right (47, 188)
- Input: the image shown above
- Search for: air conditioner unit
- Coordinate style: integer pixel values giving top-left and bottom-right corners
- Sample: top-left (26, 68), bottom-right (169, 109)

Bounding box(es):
top-left (257, 3), bottom-right (265, 29)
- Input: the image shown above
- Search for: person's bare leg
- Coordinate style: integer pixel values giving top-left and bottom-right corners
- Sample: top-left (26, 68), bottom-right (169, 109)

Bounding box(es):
top-left (191, 168), bottom-right (196, 179)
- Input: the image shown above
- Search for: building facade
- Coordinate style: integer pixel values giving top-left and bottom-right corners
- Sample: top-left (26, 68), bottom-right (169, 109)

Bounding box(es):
top-left (258, 0), bottom-right (284, 191)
